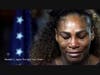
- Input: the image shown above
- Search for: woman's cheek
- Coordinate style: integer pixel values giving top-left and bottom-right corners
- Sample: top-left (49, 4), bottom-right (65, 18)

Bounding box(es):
top-left (79, 38), bottom-right (91, 50)
top-left (59, 41), bottom-right (68, 50)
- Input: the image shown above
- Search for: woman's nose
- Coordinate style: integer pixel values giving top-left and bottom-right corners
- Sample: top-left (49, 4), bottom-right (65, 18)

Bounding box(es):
top-left (69, 38), bottom-right (80, 49)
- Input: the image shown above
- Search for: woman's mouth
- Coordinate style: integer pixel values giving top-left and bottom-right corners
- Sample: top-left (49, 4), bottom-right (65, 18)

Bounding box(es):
top-left (65, 51), bottom-right (83, 57)
top-left (67, 53), bottom-right (81, 57)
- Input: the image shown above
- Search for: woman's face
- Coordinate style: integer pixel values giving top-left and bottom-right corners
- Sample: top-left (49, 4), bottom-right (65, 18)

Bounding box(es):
top-left (55, 14), bottom-right (94, 64)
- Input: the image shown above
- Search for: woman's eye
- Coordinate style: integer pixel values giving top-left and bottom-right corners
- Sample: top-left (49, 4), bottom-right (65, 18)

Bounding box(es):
top-left (63, 35), bottom-right (70, 39)
top-left (78, 33), bottom-right (87, 39)
top-left (60, 33), bottom-right (70, 39)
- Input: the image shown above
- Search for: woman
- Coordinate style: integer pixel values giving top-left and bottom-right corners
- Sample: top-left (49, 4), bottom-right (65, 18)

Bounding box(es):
top-left (30, 9), bottom-right (100, 65)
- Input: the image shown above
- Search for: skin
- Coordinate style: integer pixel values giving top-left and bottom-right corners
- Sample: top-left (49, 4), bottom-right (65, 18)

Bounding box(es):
top-left (55, 13), bottom-right (98, 65)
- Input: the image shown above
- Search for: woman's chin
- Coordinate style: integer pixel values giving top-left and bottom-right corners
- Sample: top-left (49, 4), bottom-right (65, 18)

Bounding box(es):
top-left (66, 55), bottom-right (83, 64)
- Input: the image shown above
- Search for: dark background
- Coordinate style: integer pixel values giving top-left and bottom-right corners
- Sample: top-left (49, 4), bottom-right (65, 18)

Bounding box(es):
top-left (0, 9), bottom-right (50, 65)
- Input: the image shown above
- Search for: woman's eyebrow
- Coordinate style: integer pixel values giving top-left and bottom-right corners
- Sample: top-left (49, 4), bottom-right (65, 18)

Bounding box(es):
top-left (57, 29), bottom-right (88, 35)
top-left (76, 30), bottom-right (88, 35)
top-left (59, 32), bottom-right (70, 35)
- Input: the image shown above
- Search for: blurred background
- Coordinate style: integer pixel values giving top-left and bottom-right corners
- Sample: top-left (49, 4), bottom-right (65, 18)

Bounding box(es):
top-left (0, 9), bottom-right (100, 65)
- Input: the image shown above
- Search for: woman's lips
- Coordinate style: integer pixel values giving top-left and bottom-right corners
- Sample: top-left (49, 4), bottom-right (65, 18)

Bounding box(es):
top-left (65, 51), bottom-right (83, 57)
top-left (67, 53), bottom-right (81, 57)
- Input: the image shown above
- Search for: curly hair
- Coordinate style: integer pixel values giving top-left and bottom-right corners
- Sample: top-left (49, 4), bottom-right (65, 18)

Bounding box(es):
top-left (30, 9), bottom-right (100, 65)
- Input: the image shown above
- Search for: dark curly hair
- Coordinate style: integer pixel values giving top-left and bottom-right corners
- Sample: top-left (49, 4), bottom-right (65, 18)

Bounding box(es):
top-left (30, 9), bottom-right (100, 65)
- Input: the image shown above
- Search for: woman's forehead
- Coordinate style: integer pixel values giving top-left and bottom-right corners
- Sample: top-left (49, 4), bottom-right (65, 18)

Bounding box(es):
top-left (57, 14), bottom-right (89, 31)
